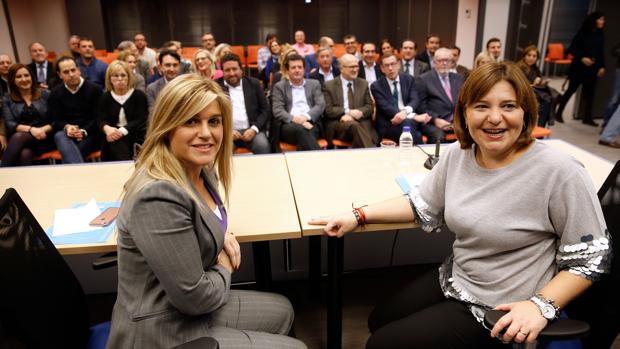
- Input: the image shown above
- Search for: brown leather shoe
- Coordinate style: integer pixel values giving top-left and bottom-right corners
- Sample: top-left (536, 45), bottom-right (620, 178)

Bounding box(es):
top-left (599, 140), bottom-right (620, 148)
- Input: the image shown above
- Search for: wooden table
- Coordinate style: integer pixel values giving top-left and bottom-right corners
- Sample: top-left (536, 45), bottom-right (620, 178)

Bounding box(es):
top-left (284, 139), bottom-right (614, 349)
top-left (0, 154), bottom-right (301, 255)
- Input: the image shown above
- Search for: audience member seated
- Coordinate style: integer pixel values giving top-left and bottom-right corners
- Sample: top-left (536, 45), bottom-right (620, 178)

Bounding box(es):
top-left (371, 53), bottom-right (426, 144)
top-left (343, 34), bottom-right (361, 60)
top-left (214, 43), bottom-right (232, 71)
top-left (449, 45), bottom-right (470, 77)
top-left (416, 34), bottom-right (441, 69)
top-left (517, 45), bottom-right (559, 127)
top-left (118, 50), bottom-right (146, 92)
top-left (258, 33), bottom-right (278, 72)
top-left (323, 54), bottom-right (376, 148)
top-left (1, 64), bottom-right (54, 166)
top-left (162, 41), bottom-right (192, 74)
top-left (292, 30), bottom-right (315, 57)
top-left (310, 62), bottom-right (611, 349)
top-left (76, 37), bottom-right (108, 90)
top-left (0, 53), bottom-right (12, 96)
top-left (304, 36), bottom-right (336, 77)
top-left (98, 61), bottom-right (148, 161)
top-left (473, 51), bottom-right (493, 72)
top-left (134, 32), bottom-right (157, 71)
top-left (106, 74), bottom-right (306, 349)
top-left (271, 47), bottom-right (300, 88)
top-left (147, 50), bottom-right (181, 114)
top-left (49, 56), bottom-right (102, 163)
top-left (147, 51), bottom-right (162, 85)
top-left (380, 39), bottom-right (395, 56)
top-left (400, 39), bottom-right (430, 78)
top-left (117, 40), bottom-right (151, 81)
top-left (201, 32), bottom-right (217, 54)
top-left (263, 39), bottom-right (283, 84)
top-left (487, 37), bottom-right (503, 62)
top-left (271, 53), bottom-right (324, 151)
top-left (415, 47), bottom-right (464, 143)
top-left (193, 49), bottom-right (222, 80)
top-left (27, 42), bottom-right (59, 90)
top-left (62, 34), bottom-right (81, 60)
top-left (217, 53), bottom-right (271, 154)
top-left (358, 42), bottom-right (383, 85)
top-left (308, 47), bottom-right (340, 87)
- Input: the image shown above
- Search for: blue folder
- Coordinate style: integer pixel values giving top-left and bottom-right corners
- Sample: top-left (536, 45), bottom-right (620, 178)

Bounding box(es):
top-left (46, 201), bottom-right (120, 245)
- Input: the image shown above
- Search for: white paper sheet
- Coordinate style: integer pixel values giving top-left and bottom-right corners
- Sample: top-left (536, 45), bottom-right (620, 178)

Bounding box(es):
top-left (51, 198), bottom-right (102, 237)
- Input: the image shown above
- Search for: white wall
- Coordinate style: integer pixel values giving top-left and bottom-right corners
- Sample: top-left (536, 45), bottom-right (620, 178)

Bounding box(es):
top-left (455, 0), bottom-right (479, 69)
top-left (5, 0), bottom-right (70, 63)
top-left (481, 0), bottom-right (509, 61)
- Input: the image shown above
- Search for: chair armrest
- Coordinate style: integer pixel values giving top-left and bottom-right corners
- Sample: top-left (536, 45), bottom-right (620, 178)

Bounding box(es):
top-left (170, 337), bottom-right (219, 349)
top-left (484, 310), bottom-right (590, 341)
top-left (92, 252), bottom-right (118, 270)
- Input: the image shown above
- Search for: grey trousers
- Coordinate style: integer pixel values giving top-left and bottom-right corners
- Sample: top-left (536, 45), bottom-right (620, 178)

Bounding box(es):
top-left (208, 290), bottom-right (307, 349)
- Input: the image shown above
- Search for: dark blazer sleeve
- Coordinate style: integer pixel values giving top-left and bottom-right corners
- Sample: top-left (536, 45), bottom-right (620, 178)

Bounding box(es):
top-left (371, 78), bottom-right (399, 119)
top-left (49, 86), bottom-right (65, 132)
top-left (357, 79), bottom-right (374, 119)
top-left (323, 80), bottom-right (344, 121)
top-left (126, 181), bottom-right (231, 315)
top-left (244, 77), bottom-right (270, 131)
top-left (401, 75), bottom-right (420, 111)
top-left (83, 83), bottom-right (102, 137)
top-left (124, 90), bottom-right (149, 138)
top-left (414, 75), bottom-right (430, 115)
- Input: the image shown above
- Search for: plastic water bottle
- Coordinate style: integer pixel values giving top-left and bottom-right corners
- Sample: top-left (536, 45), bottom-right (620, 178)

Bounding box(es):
top-left (399, 126), bottom-right (414, 169)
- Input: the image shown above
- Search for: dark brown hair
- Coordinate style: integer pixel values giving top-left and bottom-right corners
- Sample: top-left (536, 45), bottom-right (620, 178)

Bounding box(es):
top-left (8, 64), bottom-right (41, 102)
top-left (453, 62), bottom-right (538, 149)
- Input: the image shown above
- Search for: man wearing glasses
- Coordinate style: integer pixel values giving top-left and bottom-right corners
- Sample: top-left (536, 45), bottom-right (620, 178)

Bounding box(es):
top-left (415, 47), bottom-right (464, 143)
top-left (343, 34), bottom-right (362, 60)
top-left (323, 54), bottom-right (376, 148)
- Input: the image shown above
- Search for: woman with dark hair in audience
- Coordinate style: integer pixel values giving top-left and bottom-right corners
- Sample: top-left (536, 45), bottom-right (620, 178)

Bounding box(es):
top-left (98, 60), bottom-right (147, 161)
top-left (517, 45), bottom-right (559, 127)
top-left (192, 49), bottom-right (222, 80)
top-left (555, 11), bottom-right (605, 125)
top-left (310, 62), bottom-right (610, 348)
top-left (263, 39), bottom-right (283, 83)
top-left (118, 50), bottom-right (146, 92)
top-left (1, 64), bottom-right (55, 166)
top-left (380, 39), bottom-right (395, 56)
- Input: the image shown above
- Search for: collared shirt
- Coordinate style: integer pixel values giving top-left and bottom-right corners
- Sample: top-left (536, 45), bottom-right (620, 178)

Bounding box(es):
top-left (402, 59), bottom-right (416, 77)
top-left (225, 80), bottom-right (251, 131)
top-left (386, 77), bottom-right (405, 110)
top-left (257, 46), bottom-right (271, 71)
top-left (363, 61), bottom-right (377, 84)
top-left (292, 43), bottom-right (315, 57)
top-left (340, 75), bottom-right (353, 113)
top-left (76, 57), bottom-right (107, 90)
top-left (289, 80), bottom-right (311, 120)
top-left (138, 47), bottom-right (157, 69)
top-left (64, 77), bottom-right (85, 95)
top-left (318, 68), bottom-right (334, 82)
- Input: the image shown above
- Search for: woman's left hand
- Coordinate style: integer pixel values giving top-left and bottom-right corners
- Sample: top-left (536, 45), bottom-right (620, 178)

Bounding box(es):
top-left (490, 301), bottom-right (548, 344)
top-left (223, 231), bottom-right (241, 270)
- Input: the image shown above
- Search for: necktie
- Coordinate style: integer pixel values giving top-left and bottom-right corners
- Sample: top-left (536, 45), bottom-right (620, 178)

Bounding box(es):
top-left (442, 75), bottom-right (453, 102)
top-left (405, 61), bottom-right (411, 75)
top-left (392, 81), bottom-right (399, 109)
top-left (347, 82), bottom-right (354, 111)
top-left (38, 64), bottom-right (45, 83)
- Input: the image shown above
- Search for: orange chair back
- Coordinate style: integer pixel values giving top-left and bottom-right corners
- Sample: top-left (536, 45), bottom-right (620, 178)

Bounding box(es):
top-left (546, 43), bottom-right (565, 60)
top-left (230, 45), bottom-right (246, 65)
top-left (332, 44), bottom-right (346, 58)
top-left (246, 45), bottom-right (261, 68)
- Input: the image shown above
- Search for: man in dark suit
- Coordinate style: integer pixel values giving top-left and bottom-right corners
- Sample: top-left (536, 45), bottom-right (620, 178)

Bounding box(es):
top-left (26, 42), bottom-right (59, 90)
top-left (358, 42), bottom-right (383, 84)
top-left (324, 54), bottom-right (376, 148)
top-left (400, 39), bottom-right (430, 78)
top-left (217, 53), bottom-right (271, 154)
top-left (415, 48), bottom-right (465, 143)
top-left (0, 53), bottom-right (11, 96)
top-left (272, 53), bottom-right (325, 151)
top-left (449, 45), bottom-right (469, 77)
top-left (371, 53), bottom-right (430, 144)
top-left (415, 34), bottom-right (441, 69)
top-left (146, 50), bottom-right (181, 114)
top-left (305, 36), bottom-right (338, 77)
top-left (308, 47), bottom-right (340, 87)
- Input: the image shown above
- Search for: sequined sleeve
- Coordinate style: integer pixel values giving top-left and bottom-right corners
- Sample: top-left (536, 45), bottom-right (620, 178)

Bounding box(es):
top-left (405, 186), bottom-right (443, 232)
top-left (557, 231), bottom-right (612, 281)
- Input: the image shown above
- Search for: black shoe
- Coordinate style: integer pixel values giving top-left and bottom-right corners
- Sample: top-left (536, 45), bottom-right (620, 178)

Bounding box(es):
top-left (599, 140), bottom-right (620, 148)
top-left (555, 113), bottom-right (564, 123)
top-left (583, 119), bottom-right (599, 127)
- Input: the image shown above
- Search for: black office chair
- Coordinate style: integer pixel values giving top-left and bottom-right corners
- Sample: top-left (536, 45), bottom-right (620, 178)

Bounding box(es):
top-left (484, 160), bottom-right (620, 349)
top-left (0, 188), bottom-right (219, 349)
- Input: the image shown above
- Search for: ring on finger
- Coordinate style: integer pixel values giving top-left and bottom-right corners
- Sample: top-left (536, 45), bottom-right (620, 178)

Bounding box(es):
top-left (518, 330), bottom-right (529, 336)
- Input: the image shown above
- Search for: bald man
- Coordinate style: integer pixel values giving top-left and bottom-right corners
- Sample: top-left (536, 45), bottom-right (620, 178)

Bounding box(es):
top-left (323, 54), bottom-right (376, 148)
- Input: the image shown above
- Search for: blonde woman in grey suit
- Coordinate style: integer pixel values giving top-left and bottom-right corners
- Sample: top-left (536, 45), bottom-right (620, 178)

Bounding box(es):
top-left (107, 74), bottom-right (306, 349)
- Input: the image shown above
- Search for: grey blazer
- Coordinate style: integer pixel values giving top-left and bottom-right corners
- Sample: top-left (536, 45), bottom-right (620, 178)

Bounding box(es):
top-left (415, 70), bottom-right (464, 121)
top-left (106, 178), bottom-right (231, 349)
top-left (271, 78), bottom-right (325, 124)
top-left (146, 77), bottom-right (167, 114)
top-left (400, 59), bottom-right (430, 77)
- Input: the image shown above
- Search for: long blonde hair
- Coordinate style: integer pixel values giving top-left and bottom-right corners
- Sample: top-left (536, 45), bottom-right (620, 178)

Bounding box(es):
top-left (123, 74), bottom-right (233, 205)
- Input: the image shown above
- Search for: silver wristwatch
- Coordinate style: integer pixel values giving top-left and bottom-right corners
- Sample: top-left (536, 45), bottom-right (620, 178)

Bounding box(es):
top-left (529, 294), bottom-right (559, 320)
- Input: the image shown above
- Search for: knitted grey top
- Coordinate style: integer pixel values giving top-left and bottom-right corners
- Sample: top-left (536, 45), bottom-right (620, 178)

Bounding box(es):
top-left (407, 141), bottom-right (611, 321)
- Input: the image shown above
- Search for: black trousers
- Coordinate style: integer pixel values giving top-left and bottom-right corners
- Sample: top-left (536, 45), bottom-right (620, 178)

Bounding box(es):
top-left (556, 74), bottom-right (597, 122)
top-left (366, 267), bottom-right (509, 349)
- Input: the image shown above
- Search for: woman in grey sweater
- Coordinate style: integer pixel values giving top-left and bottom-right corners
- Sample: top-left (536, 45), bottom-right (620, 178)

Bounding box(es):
top-left (310, 62), bottom-right (611, 348)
